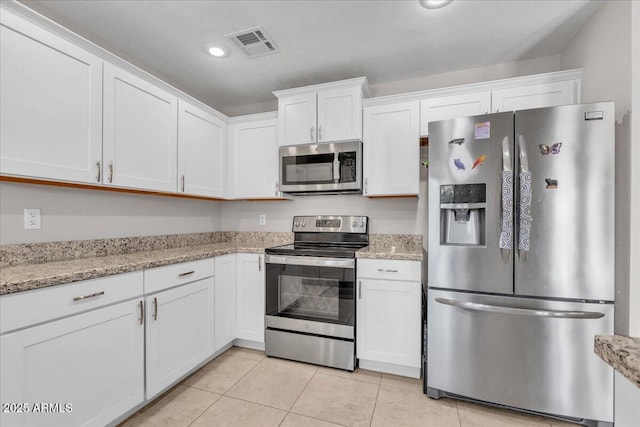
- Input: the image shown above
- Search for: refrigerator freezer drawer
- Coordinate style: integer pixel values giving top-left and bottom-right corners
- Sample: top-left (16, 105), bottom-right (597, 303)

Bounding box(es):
top-left (427, 289), bottom-right (613, 423)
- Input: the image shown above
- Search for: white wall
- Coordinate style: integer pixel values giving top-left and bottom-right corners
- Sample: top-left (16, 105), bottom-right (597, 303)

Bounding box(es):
top-left (560, 0), bottom-right (635, 336)
top-left (0, 182), bottom-right (222, 244)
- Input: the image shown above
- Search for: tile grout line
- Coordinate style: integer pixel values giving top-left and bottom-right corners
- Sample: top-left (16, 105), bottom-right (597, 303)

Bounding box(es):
top-left (368, 380), bottom-right (382, 427)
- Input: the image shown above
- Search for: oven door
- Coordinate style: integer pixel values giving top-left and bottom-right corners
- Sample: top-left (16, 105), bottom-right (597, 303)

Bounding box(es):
top-left (265, 255), bottom-right (355, 339)
top-left (279, 141), bottom-right (361, 193)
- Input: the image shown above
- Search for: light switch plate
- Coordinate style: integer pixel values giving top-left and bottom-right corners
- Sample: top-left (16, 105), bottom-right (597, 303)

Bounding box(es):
top-left (24, 208), bottom-right (41, 229)
top-left (259, 214), bottom-right (266, 226)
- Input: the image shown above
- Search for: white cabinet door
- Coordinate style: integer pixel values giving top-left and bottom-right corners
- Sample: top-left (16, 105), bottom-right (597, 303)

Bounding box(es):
top-left (214, 254), bottom-right (237, 352)
top-left (0, 299), bottom-right (144, 427)
top-left (420, 91), bottom-right (491, 136)
top-left (236, 253), bottom-right (265, 343)
top-left (103, 63), bottom-right (178, 192)
top-left (0, 10), bottom-right (102, 184)
top-left (491, 80), bottom-right (576, 113)
top-left (356, 278), bottom-right (421, 369)
top-left (145, 278), bottom-right (213, 398)
top-left (177, 101), bottom-right (225, 197)
top-left (233, 119), bottom-right (279, 198)
top-left (278, 92), bottom-right (317, 146)
top-left (363, 101), bottom-right (420, 196)
top-left (317, 86), bottom-right (362, 142)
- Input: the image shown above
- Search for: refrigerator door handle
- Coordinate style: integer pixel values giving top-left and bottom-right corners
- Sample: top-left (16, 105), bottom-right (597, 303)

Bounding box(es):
top-left (435, 298), bottom-right (605, 319)
top-left (499, 136), bottom-right (513, 262)
top-left (517, 135), bottom-right (532, 263)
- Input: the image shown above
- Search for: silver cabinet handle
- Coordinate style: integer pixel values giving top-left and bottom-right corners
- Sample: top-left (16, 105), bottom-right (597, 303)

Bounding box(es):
top-left (435, 298), bottom-right (604, 319)
top-left (153, 297), bottom-right (158, 321)
top-left (358, 281), bottom-right (362, 299)
top-left (108, 161), bottom-right (114, 183)
top-left (181, 175), bottom-right (185, 192)
top-left (275, 181), bottom-right (279, 197)
top-left (73, 291), bottom-right (105, 302)
top-left (258, 256), bottom-right (262, 272)
top-left (138, 300), bottom-right (144, 325)
top-left (377, 268), bottom-right (398, 273)
top-left (178, 270), bottom-right (195, 278)
top-left (310, 126), bottom-right (314, 142)
top-left (95, 161), bottom-right (101, 182)
top-left (318, 124), bottom-right (322, 141)
top-left (364, 177), bottom-right (368, 194)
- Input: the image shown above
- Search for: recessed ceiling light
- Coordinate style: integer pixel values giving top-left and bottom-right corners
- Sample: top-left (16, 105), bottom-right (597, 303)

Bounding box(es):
top-left (419, 0), bottom-right (453, 9)
top-left (208, 46), bottom-right (227, 57)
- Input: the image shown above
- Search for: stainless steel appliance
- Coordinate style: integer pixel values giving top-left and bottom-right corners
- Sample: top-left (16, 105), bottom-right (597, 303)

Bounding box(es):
top-left (279, 141), bottom-right (362, 194)
top-left (427, 103), bottom-right (615, 427)
top-left (265, 215), bottom-right (368, 371)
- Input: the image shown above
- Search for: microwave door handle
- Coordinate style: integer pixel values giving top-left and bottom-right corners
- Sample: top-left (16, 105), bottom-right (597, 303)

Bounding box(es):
top-left (333, 153), bottom-right (340, 183)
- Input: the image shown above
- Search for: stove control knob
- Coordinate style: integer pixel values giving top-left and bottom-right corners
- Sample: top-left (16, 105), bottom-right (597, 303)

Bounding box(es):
top-left (302, 221), bottom-right (306, 227)
top-left (352, 221), bottom-right (357, 227)
top-left (294, 221), bottom-right (300, 227)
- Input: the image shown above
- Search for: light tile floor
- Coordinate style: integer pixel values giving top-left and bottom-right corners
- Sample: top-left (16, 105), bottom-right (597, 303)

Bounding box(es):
top-left (120, 347), bottom-right (578, 427)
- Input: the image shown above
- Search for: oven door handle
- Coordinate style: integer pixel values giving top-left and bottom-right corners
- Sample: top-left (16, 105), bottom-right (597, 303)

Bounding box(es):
top-left (265, 254), bottom-right (355, 269)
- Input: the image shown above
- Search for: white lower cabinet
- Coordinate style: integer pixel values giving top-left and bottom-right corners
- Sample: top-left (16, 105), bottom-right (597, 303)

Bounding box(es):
top-left (0, 299), bottom-right (144, 427)
top-left (356, 259), bottom-right (422, 378)
top-left (235, 253), bottom-right (265, 345)
top-left (144, 263), bottom-right (215, 399)
top-left (214, 254), bottom-right (237, 352)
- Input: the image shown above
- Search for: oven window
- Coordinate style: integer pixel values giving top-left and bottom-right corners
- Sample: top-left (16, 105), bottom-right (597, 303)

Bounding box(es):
top-left (282, 153), bottom-right (335, 185)
top-left (278, 275), bottom-right (339, 320)
top-left (266, 264), bottom-right (355, 326)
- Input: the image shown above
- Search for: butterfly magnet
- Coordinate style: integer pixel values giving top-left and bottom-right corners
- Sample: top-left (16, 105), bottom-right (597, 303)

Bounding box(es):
top-left (539, 143), bottom-right (562, 155)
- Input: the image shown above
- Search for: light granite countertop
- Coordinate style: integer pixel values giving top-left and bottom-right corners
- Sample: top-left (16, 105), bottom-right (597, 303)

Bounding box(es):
top-left (355, 245), bottom-right (423, 261)
top-left (0, 241), bottom-right (269, 296)
top-left (594, 334), bottom-right (640, 388)
top-left (0, 232), bottom-right (423, 296)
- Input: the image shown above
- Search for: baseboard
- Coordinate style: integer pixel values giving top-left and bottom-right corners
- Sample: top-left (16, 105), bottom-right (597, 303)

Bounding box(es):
top-left (358, 359), bottom-right (421, 379)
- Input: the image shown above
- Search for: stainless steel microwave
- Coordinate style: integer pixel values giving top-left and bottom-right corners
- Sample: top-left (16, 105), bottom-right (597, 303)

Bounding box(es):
top-left (279, 141), bottom-right (362, 194)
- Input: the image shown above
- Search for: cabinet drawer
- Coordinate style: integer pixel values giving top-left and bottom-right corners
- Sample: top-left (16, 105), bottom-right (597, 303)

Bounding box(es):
top-left (144, 258), bottom-right (214, 294)
top-left (357, 259), bottom-right (421, 282)
top-left (0, 271), bottom-right (143, 334)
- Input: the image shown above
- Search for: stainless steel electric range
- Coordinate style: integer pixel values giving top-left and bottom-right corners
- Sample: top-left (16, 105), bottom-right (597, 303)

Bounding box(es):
top-left (264, 215), bottom-right (368, 371)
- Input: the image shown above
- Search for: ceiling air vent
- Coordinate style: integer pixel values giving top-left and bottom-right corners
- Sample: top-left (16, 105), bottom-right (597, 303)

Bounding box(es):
top-left (225, 26), bottom-right (280, 58)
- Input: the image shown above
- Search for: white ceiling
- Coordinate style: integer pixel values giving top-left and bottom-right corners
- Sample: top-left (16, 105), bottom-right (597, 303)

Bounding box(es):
top-left (18, 0), bottom-right (602, 116)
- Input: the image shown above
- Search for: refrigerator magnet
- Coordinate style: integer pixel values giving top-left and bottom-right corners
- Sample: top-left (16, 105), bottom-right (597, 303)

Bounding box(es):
top-left (453, 158), bottom-right (466, 170)
top-left (474, 122), bottom-right (491, 139)
top-left (472, 155), bottom-right (487, 169)
top-left (539, 143), bottom-right (562, 155)
top-left (545, 179), bottom-right (558, 189)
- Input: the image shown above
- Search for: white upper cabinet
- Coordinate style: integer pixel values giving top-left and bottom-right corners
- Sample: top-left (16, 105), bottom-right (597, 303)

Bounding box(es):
top-left (278, 92), bottom-right (317, 146)
top-left (229, 116), bottom-right (279, 199)
top-left (178, 100), bottom-right (225, 197)
top-left (0, 9), bottom-right (103, 183)
top-left (491, 80), bottom-right (576, 113)
top-left (316, 86), bottom-right (363, 142)
top-left (103, 63), bottom-right (178, 192)
top-left (275, 77), bottom-right (370, 146)
top-left (363, 101), bottom-right (420, 197)
top-left (420, 92), bottom-right (491, 136)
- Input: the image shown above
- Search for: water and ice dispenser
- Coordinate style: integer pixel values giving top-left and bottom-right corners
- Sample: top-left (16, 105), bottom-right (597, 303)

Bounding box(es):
top-left (439, 184), bottom-right (486, 246)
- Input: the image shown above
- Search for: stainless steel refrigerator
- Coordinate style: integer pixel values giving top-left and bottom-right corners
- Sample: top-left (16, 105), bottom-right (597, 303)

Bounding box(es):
top-left (426, 102), bottom-right (615, 427)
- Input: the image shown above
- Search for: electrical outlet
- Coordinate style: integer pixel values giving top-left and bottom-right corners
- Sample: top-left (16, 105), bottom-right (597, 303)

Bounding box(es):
top-left (24, 208), bottom-right (41, 230)
top-left (259, 214), bottom-right (266, 226)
